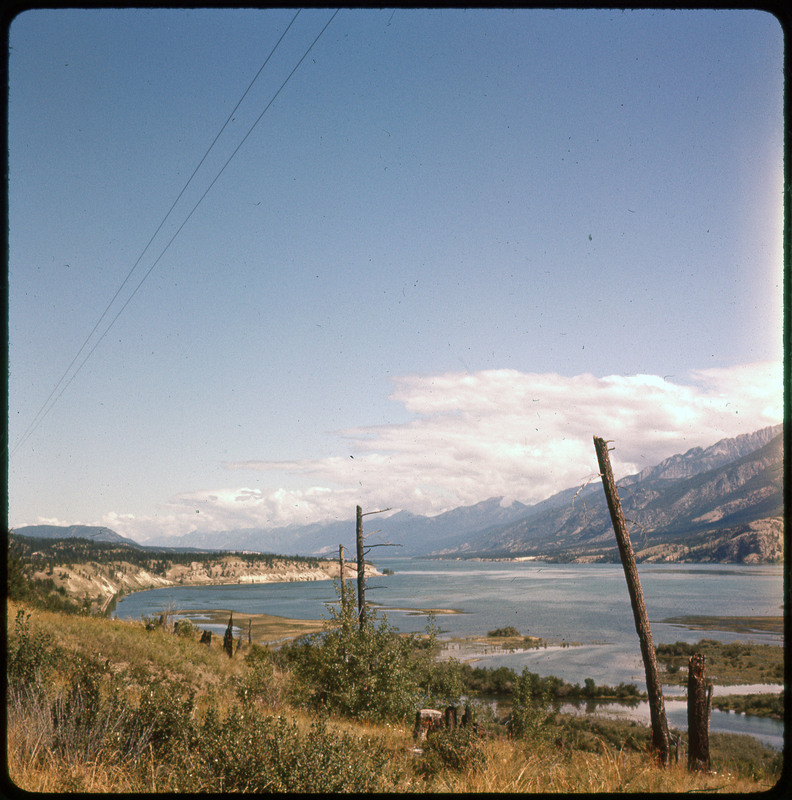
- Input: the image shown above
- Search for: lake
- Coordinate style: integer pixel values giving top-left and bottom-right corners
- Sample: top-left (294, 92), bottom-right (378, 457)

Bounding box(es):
top-left (114, 558), bottom-right (784, 749)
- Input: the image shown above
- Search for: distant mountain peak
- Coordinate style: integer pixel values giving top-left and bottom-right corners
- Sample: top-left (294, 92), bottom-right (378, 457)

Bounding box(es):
top-left (624, 424), bottom-right (782, 485)
top-left (434, 425), bottom-right (783, 563)
top-left (12, 524), bottom-right (142, 548)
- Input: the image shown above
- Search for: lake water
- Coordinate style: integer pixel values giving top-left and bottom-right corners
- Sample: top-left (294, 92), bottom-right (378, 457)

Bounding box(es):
top-left (114, 559), bottom-right (785, 749)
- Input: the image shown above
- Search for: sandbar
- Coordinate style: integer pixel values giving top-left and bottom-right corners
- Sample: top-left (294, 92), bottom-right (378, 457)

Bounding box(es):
top-left (174, 608), bottom-right (325, 643)
top-left (658, 615), bottom-right (783, 635)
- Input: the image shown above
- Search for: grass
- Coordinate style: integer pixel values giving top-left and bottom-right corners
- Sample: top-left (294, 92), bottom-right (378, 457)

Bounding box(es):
top-left (176, 607), bottom-right (327, 644)
top-left (656, 639), bottom-right (784, 686)
top-left (659, 615), bottom-right (784, 635)
top-left (6, 600), bottom-right (784, 794)
top-left (712, 693), bottom-right (784, 720)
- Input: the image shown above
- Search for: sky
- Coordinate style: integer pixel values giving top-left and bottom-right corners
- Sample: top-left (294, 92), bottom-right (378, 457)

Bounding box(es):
top-left (6, 8), bottom-right (785, 544)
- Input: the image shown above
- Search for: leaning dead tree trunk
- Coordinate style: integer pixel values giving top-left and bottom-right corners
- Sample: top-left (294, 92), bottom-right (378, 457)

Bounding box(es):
top-left (687, 654), bottom-right (712, 772)
top-left (356, 506), bottom-right (366, 628)
top-left (593, 436), bottom-right (671, 766)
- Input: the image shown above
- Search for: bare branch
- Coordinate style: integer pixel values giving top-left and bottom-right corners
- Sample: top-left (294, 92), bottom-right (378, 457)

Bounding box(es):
top-left (361, 507), bottom-right (392, 517)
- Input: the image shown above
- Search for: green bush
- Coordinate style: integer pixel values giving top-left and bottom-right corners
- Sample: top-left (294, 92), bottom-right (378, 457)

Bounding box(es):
top-left (487, 626), bottom-right (521, 637)
top-left (171, 709), bottom-right (398, 792)
top-left (277, 584), bottom-right (458, 723)
top-left (49, 656), bottom-right (156, 764)
top-left (8, 651), bottom-right (158, 771)
top-left (559, 715), bottom-right (651, 753)
top-left (508, 667), bottom-right (552, 740)
top-left (137, 678), bottom-right (197, 755)
top-left (173, 618), bottom-right (196, 638)
top-left (417, 724), bottom-right (486, 776)
top-left (7, 609), bottom-right (65, 689)
top-left (235, 643), bottom-right (280, 706)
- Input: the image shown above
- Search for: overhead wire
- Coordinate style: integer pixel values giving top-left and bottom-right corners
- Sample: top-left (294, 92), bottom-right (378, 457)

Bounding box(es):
top-left (11, 8), bottom-right (339, 458)
top-left (10, 8), bottom-right (304, 458)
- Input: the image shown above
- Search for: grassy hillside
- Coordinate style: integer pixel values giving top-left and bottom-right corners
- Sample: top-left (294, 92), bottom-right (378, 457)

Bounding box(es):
top-left (6, 597), bottom-right (782, 794)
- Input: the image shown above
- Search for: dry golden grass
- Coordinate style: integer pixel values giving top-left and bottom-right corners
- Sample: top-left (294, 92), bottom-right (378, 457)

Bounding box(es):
top-left (8, 718), bottom-right (775, 795)
top-left (6, 740), bottom-right (155, 794)
top-left (429, 737), bottom-right (777, 794)
top-left (6, 601), bottom-right (781, 794)
top-left (7, 600), bottom-right (245, 697)
top-left (184, 607), bottom-right (326, 643)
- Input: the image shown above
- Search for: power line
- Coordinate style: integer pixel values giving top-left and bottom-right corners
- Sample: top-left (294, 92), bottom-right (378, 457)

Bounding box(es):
top-left (10, 9), bottom-right (304, 458)
top-left (11, 9), bottom-right (339, 458)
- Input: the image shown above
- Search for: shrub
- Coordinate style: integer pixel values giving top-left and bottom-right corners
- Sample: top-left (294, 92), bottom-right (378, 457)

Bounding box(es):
top-left (488, 626), bottom-right (521, 638)
top-left (234, 643), bottom-right (289, 709)
top-left (7, 653), bottom-right (158, 776)
top-left (7, 609), bottom-right (65, 689)
top-left (170, 709), bottom-right (398, 792)
top-left (50, 657), bottom-right (157, 764)
top-left (137, 678), bottom-right (197, 755)
top-left (417, 724), bottom-right (486, 777)
top-left (278, 585), bottom-right (456, 723)
top-left (173, 618), bottom-right (196, 638)
top-left (509, 667), bottom-right (552, 740)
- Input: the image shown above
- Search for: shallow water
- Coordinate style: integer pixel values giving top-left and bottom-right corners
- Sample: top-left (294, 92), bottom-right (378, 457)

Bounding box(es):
top-left (559, 699), bottom-right (784, 751)
top-left (114, 558), bottom-right (784, 748)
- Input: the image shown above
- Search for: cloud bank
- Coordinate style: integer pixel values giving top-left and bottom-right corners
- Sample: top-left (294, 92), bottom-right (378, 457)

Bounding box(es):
top-left (98, 361), bottom-right (781, 541)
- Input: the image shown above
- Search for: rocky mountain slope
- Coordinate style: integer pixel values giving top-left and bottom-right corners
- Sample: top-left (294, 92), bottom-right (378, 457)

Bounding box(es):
top-left (437, 427), bottom-right (783, 563)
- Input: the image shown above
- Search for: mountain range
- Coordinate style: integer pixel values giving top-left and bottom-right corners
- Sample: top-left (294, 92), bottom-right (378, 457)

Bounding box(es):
top-left (13, 425), bottom-right (783, 564)
top-left (440, 425), bottom-right (783, 563)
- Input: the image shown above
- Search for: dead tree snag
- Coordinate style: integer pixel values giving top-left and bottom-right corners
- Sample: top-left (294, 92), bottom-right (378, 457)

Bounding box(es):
top-left (223, 613), bottom-right (234, 658)
top-left (594, 435), bottom-right (671, 766)
top-left (687, 653), bottom-right (712, 772)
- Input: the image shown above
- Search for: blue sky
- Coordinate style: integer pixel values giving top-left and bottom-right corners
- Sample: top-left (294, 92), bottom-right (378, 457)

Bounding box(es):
top-left (7, 8), bottom-right (784, 542)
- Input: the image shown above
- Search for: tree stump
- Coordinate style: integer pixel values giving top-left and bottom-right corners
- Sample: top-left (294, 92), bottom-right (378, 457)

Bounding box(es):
top-left (462, 703), bottom-right (473, 727)
top-left (223, 614), bottom-right (234, 658)
top-left (687, 653), bottom-right (712, 772)
top-left (412, 709), bottom-right (443, 741)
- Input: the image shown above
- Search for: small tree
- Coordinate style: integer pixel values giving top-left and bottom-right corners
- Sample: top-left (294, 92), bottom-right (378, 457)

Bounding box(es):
top-left (509, 667), bottom-right (551, 740)
top-left (280, 584), bottom-right (458, 723)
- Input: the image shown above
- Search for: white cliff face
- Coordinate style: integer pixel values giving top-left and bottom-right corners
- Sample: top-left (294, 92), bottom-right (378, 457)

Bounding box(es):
top-left (32, 556), bottom-right (381, 613)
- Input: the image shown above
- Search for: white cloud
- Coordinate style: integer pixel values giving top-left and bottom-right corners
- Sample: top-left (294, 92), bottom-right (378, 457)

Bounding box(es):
top-left (97, 360), bottom-right (783, 541)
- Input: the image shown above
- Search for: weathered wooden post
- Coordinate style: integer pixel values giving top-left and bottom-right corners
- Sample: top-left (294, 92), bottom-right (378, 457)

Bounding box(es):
top-left (687, 653), bottom-right (712, 772)
top-left (356, 505), bottom-right (366, 629)
top-left (593, 436), bottom-right (671, 766)
top-left (223, 613), bottom-right (234, 658)
top-left (462, 703), bottom-right (472, 728)
top-left (339, 544), bottom-right (347, 611)
top-left (247, 618), bottom-right (252, 645)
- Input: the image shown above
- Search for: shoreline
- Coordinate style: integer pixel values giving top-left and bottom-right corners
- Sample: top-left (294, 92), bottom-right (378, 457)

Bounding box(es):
top-left (33, 553), bottom-right (383, 615)
top-left (121, 605), bottom-right (784, 741)
top-left (170, 607), bottom-right (327, 644)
